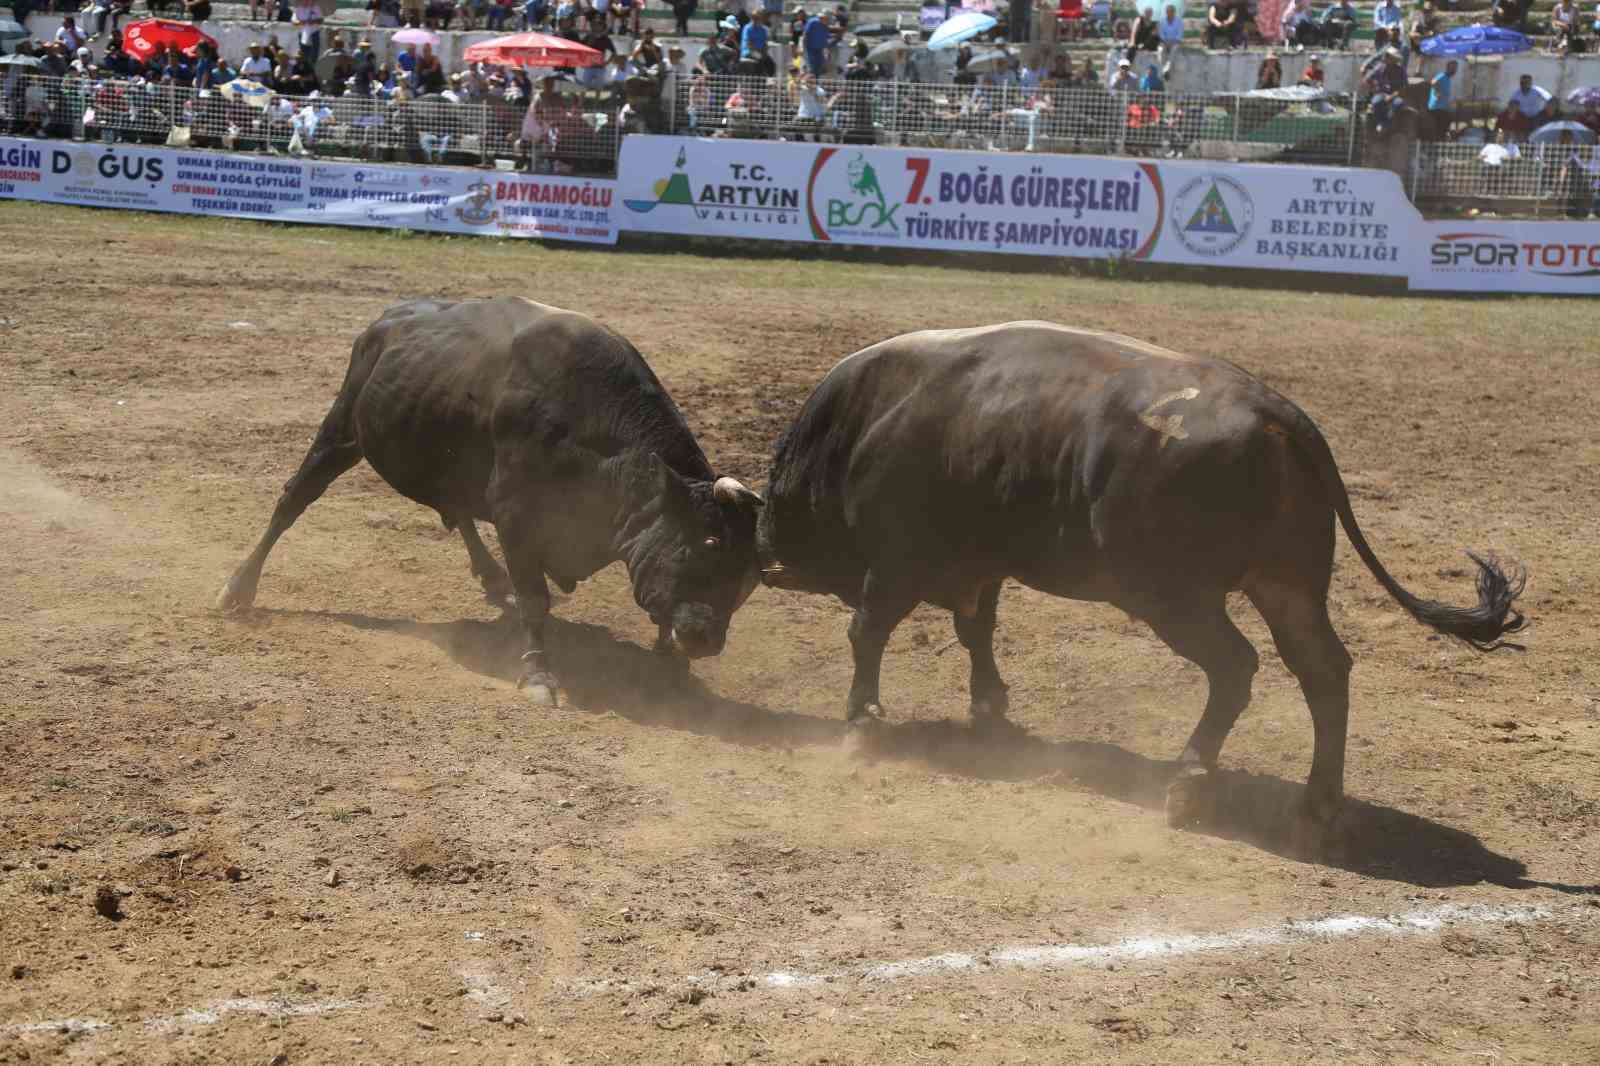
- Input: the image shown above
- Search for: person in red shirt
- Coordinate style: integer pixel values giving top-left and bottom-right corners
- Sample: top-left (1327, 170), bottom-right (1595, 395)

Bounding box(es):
top-left (1298, 52), bottom-right (1324, 87)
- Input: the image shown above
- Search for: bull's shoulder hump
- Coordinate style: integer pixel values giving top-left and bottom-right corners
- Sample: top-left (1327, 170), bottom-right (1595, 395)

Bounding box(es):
top-left (853, 322), bottom-right (1199, 362)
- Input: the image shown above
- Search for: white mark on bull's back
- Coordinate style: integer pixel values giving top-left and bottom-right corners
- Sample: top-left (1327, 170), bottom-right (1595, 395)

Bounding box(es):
top-left (1139, 387), bottom-right (1201, 447)
top-left (563, 902), bottom-right (1575, 998)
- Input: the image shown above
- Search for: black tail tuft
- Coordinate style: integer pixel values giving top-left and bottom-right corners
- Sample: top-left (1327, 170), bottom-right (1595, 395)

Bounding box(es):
top-left (1404, 551), bottom-right (1527, 652)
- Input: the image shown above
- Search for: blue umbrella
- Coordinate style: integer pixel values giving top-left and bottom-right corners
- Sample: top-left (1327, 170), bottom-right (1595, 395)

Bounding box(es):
top-left (1567, 86), bottom-right (1600, 110)
top-left (1529, 120), bottom-right (1596, 145)
top-left (1418, 26), bottom-right (1531, 57)
top-left (927, 10), bottom-right (997, 49)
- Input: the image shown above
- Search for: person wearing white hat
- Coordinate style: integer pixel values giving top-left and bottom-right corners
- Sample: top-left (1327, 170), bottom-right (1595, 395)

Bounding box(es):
top-left (1109, 55), bottom-right (1137, 90)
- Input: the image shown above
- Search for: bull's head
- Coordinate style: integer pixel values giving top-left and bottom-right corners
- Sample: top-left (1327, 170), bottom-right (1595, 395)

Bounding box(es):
top-left (625, 456), bottom-right (763, 659)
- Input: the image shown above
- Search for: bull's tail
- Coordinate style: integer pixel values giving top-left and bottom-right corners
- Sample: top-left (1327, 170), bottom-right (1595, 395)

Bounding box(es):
top-left (1286, 412), bottom-right (1527, 652)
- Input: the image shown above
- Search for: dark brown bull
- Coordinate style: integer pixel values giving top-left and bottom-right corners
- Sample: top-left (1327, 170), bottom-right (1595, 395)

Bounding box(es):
top-left (758, 322), bottom-right (1525, 850)
top-left (216, 297), bottom-right (764, 704)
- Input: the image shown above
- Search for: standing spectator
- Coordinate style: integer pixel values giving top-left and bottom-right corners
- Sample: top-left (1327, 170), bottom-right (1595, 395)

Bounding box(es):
top-left (671, 0), bottom-right (696, 35)
top-left (1204, 0), bottom-right (1241, 47)
top-left (1255, 49), bottom-right (1281, 87)
top-left (1157, 3), bottom-right (1184, 70)
top-left (801, 8), bottom-right (830, 74)
top-left (1426, 57), bottom-right (1455, 139)
top-left (1320, 0), bottom-right (1357, 48)
top-left (1124, 5), bottom-right (1159, 62)
top-left (581, 12), bottom-right (616, 64)
top-left (1496, 72), bottom-right (1552, 140)
top-left (292, 0), bottom-right (324, 61)
top-left (1557, 128), bottom-right (1599, 216)
top-left (739, 8), bottom-right (772, 75)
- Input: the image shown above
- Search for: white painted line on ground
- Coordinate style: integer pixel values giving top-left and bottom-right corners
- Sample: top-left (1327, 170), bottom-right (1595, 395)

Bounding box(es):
top-left (1, 996), bottom-right (356, 1039)
top-left (567, 901), bottom-right (1580, 997)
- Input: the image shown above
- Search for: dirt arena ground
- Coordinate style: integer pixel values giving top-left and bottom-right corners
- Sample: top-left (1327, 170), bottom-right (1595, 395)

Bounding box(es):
top-left (2, 201), bottom-right (1599, 1065)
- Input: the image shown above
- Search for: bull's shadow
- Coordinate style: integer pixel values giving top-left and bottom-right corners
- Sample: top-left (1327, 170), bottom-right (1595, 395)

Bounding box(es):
top-left (267, 607), bottom-right (1580, 893)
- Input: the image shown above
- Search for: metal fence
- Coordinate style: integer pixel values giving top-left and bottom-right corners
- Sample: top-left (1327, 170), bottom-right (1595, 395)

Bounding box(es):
top-left (1411, 141), bottom-right (1600, 216)
top-left (666, 74), bottom-right (1362, 165)
top-left (0, 71), bottom-right (630, 173)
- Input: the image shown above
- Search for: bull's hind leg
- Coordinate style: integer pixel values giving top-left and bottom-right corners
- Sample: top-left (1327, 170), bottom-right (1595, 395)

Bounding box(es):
top-left (953, 581), bottom-right (1008, 720)
top-left (1246, 579), bottom-right (1352, 856)
top-left (1135, 597), bottom-right (1259, 829)
top-left (215, 432), bottom-right (363, 611)
top-left (455, 517), bottom-right (514, 608)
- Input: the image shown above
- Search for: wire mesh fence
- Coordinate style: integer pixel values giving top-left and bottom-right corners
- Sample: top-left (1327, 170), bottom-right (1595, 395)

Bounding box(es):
top-left (0, 70), bottom-right (631, 173)
top-left (665, 73), bottom-right (1361, 164)
top-left (1411, 141), bottom-right (1600, 217)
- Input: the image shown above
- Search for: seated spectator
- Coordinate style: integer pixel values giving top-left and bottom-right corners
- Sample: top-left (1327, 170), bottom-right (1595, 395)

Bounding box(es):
top-left (1320, 0), bottom-right (1357, 48)
top-left (240, 42), bottom-right (274, 82)
top-left (55, 16), bottom-right (87, 53)
top-left (1373, 0), bottom-right (1403, 38)
top-left (1496, 72), bottom-right (1553, 139)
top-left (1057, 0), bottom-right (1086, 40)
top-left (1361, 45), bottom-right (1406, 131)
top-left (1407, 1), bottom-right (1438, 55)
top-left (740, 9), bottom-right (774, 76)
top-left (186, 0), bottom-right (212, 22)
top-left (1284, 0), bottom-right (1322, 48)
top-left (1157, 3), bottom-right (1184, 67)
top-left (1550, 0), bottom-right (1578, 50)
top-left (698, 30), bottom-right (734, 76)
top-left (1256, 49), bottom-right (1281, 87)
top-left (1298, 50), bottom-right (1324, 85)
top-left (1109, 55), bottom-right (1137, 89)
top-left (208, 52), bottom-right (237, 86)
top-left (1125, 93), bottom-right (1162, 152)
top-left (631, 26), bottom-right (664, 76)
top-left (1424, 57), bottom-right (1455, 138)
top-left (1490, 0), bottom-right (1521, 29)
top-left (953, 43), bottom-right (975, 84)
top-left (1125, 5), bottom-right (1160, 63)
top-left (1138, 61), bottom-right (1163, 90)
top-left (1204, 0), bottom-right (1242, 47)
top-left (612, 0), bottom-right (640, 35)
top-left (157, 46), bottom-right (194, 84)
top-left (101, 38), bottom-right (140, 76)
top-left (456, 0), bottom-right (487, 28)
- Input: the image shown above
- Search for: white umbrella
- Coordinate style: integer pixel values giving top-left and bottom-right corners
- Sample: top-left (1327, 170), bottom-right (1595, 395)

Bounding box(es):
top-left (963, 48), bottom-right (1010, 73)
top-left (927, 10), bottom-right (997, 49)
top-left (865, 37), bottom-right (913, 63)
top-left (392, 27), bottom-right (440, 47)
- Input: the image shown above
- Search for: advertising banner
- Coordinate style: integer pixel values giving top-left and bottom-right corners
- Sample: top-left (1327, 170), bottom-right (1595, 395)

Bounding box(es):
top-left (1151, 164), bottom-right (1415, 276)
top-left (617, 136), bottom-right (1165, 260)
top-left (1408, 221), bottom-right (1600, 294)
top-left (0, 138), bottom-right (618, 245)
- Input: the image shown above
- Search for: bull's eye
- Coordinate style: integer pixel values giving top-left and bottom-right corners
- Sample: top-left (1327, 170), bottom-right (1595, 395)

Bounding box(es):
top-left (703, 536), bottom-right (721, 550)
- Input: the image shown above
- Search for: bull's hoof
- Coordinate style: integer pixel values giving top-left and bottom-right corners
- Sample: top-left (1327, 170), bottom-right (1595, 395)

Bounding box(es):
top-left (1165, 765), bottom-right (1215, 829)
top-left (1288, 797), bottom-right (1343, 861)
top-left (969, 689), bottom-right (1010, 722)
top-left (840, 712), bottom-right (883, 761)
top-left (214, 575), bottom-right (257, 612)
top-left (519, 672), bottom-right (560, 708)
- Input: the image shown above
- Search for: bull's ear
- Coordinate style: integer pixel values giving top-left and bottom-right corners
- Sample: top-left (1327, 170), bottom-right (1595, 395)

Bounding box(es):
top-left (650, 452), bottom-right (694, 514)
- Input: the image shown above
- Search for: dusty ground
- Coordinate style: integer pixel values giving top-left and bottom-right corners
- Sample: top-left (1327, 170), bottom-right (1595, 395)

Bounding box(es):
top-left (1, 202), bottom-right (1598, 1066)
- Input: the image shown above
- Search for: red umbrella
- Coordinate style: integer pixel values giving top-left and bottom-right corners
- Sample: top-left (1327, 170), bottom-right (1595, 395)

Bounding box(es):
top-left (122, 18), bottom-right (218, 60)
top-left (462, 32), bottom-right (604, 68)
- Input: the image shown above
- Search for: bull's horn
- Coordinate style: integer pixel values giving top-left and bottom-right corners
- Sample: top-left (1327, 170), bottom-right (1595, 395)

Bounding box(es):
top-left (713, 476), bottom-right (763, 506)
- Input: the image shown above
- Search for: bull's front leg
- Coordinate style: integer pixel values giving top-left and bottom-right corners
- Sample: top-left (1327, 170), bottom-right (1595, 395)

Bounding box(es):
top-left (845, 570), bottom-right (918, 726)
top-left (511, 567), bottom-right (558, 706)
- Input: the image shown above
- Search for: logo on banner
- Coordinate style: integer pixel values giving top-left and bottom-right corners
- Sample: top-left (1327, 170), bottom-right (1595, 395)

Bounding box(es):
top-left (50, 147), bottom-right (164, 185)
top-left (1428, 231), bottom-right (1600, 278)
top-left (827, 152), bottom-right (899, 234)
top-left (353, 169), bottom-right (407, 187)
top-left (624, 145), bottom-right (799, 224)
top-left (455, 181), bottom-right (498, 225)
top-left (1170, 175), bottom-right (1253, 257)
